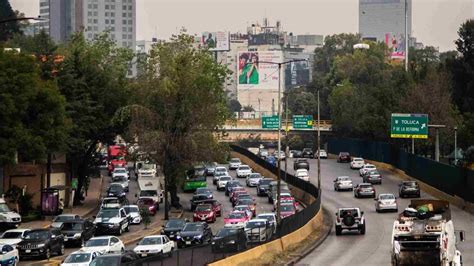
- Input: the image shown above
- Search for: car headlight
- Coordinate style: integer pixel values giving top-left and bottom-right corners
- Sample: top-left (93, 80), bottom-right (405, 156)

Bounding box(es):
top-left (37, 244), bottom-right (45, 248)
top-left (74, 233), bottom-right (82, 239)
top-left (211, 241), bottom-right (215, 245)
top-left (176, 235), bottom-right (181, 239)
top-left (193, 213), bottom-right (198, 217)
top-left (228, 240), bottom-right (235, 244)
top-left (194, 235), bottom-right (202, 239)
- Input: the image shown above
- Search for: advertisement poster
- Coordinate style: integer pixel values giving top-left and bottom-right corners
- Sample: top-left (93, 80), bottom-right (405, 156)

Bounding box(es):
top-left (385, 33), bottom-right (406, 60)
top-left (201, 31), bottom-right (230, 51)
top-left (285, 60), bottom-right (310, 87)
top-left (237, 51), bottom-right (283, 90)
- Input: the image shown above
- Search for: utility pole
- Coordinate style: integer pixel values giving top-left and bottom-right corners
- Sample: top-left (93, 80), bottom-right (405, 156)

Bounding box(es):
top-left (405, 0), bottom-right (409, 72)
top-left (317, 89), bottom-right (321, 195)
top-left (454, 126), bottom-right (458, 165)
top-left (429, 125), bottom-right (446, 162)
top-left (276, 63), bottom-right (282, 225)
top-left (284, 92), bottom-right (289, 184)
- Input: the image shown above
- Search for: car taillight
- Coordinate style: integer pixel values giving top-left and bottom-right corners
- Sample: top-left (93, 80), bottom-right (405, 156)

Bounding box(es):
top-left (336, 217), bottom-right (340, 223)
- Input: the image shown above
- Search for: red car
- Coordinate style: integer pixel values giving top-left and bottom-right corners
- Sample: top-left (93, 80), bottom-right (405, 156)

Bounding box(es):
top-left (224, 211), bottom-right (249, 228)
top-left (193, 204), bottom-right (216, 223)
top-left (137, 197), bottom-right (158, 215)
top-left (274, 194), bottom-right (299, 211)
top-left (229, 187), bottom-right (246, 200)
top-left (197, 199), bottom-right (222, 217)
top-left (235, 198), bottom-right (257, 216)
top-left (231, 191), bottom-right (248, 205)
top-left (233, 205), bottom-right (253, 219)
top-left (279, 203), bottom-right (296, 219)
top-left (337, 152), bottom-right (351, 163)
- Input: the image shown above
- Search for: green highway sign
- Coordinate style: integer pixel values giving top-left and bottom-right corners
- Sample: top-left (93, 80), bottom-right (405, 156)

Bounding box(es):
top-left (391, 113), bottom-right (428, 139)
top-left (262, 115), bottom-right (280, 129)
top-left (293, 115), bottom-right (313, 129)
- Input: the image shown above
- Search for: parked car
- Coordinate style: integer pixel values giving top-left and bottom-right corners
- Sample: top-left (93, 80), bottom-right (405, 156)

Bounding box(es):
top-left (193, 204), bottom-right (216, 223)
top-left (204, 162), bottom-right (218, 176)
top-left (134, 235), bottom-right (175, 258)
top-left (399, 181), bottom-right (421, 198)
top-left (246, 173), bottom-right (263, 187)
top-left (291, 150), bottom-right (302, 158)
top-left (295, 169), bottom-right (309, 182)
top-left (224, 211), bottom-right (250, 228)
top-left (0, 229), bottom-right (30, 247)
top-left (333, 176), bottom-right (353, 191)
top-left (293, 158), bottom-right (309, 171)
top-left (224, 181), bottom-right (242, 196)
top-left (137, 197), bottom-right (158, 216)
top-left (123, 205), bottom-right (142, 225)
top-left (0, 244), bottom-right (18, 265)
top-left (176, 222), bottom-right (212, 248)
top-left (256, 178), bottom-right (273, 197)
top-left (211, 227), bottom-right (247, 252)
top-left (359, 164), bottom-right (377, 177)
top-left (337, 152), bottom-right (351, 163)
top-left (374, 193), bottom-right (398, 212)
top-left (93, 207), bottom-right (130, 236)
top-left (363, 170), bottom-right (382, 184)
top-left (62, 250), bottom-right (98, 266)
top-left (190, 194), bottom-right (212, 211)
top-left (350, 157), bottom-right (365, 169)
top-left (353, 183), bottom-right (376, 198)
top-left (216, 176), bottom-right (232, 191)
top-left (229, 158), bottom-right (242, 170)
top-left (161, 219), bottom-right (187, 241)
top-left (18, 228), bottom-right (64, 260)
top-left (256, 213), bottom-right (277, 234)
top-left (82, 236), bottom-right (124, 255)
top-left (50, 214), bottom-right (81, 229)
top-left (89, 250), bottom-right (140, 266)
top-left (194, 188), bottom-right (213, 199)
top-left (318, 149), bottom-right (328, 159)
top-left (0, 199), bottom-right (21, 229)
top-left (236, 165), bottom-right (252, 178)
top-left (279, 203), bottom-right (297, 219)
top-left (335, 208), bottom-right (365, 235)
top-left (302, 148), bottom-right (314, 158)
top-left (60, 219), bottom-right (96, 247)
top-left (245, 219), bottom-right (273, 243)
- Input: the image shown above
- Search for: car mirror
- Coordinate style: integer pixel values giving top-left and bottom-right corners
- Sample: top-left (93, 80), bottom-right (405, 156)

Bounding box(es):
top-left (335, 212), bottom-right (338, 215)
top-left (373, 198), bottom-right (377, 201)
top-left (360, 211), bottom-right (364, 215)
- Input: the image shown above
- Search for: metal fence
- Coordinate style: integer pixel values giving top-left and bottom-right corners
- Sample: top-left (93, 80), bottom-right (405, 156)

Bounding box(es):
top-left (327, 138), bottom-right (474, 203)
top-left (124, 144), bottom-right (321, 266)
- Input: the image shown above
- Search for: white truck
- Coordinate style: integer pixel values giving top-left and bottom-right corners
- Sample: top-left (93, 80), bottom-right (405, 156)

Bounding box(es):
top-left (391, 200), bottom-right (464, 266)
top-left (137, 164), bottom-right (163, 204)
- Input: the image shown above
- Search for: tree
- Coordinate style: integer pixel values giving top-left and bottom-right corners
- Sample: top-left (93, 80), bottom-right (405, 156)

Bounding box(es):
top-left (127, 33), bottom-right (230, 219)
top-left (0, 0), bottom-right (21, 42)
top-left (408, 46), bottom-right (440, 82)
top-left (227, 99), bottom-right (242, 113)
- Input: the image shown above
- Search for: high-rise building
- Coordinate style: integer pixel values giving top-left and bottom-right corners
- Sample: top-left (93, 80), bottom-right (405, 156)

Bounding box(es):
top-left (359, 0), bottom-right (412, 43)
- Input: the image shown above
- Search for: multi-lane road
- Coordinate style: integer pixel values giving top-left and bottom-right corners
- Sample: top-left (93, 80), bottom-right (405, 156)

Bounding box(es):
top-left (285, 157), bottom-right (474, 266)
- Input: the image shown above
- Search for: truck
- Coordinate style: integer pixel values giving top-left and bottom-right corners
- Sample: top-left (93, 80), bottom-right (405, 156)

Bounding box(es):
top-left (391, 199), bottom-right (464, 266)
top-left (107, 145), bottom-right (127, 173)
top-left (137, 165), bottom-right (163, 204)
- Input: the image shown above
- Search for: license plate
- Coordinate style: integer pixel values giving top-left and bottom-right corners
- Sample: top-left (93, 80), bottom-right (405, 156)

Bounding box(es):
top-left (64, 238), bottom-right (68, 241)
top-left (170, 235), bottom-right (174, 238)
top-left (201, 218), bottom-right (206, 220)
top-left (141, 254), bottom-right (147, 257)
top-left (25, 250), bottom-right (31, 253)
top-left (186, 241), bottom-right (191, 245)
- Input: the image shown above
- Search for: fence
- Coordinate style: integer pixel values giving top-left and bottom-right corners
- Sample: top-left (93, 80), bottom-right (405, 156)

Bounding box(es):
top-left (126, 144), bottom-right (321, 266)
top-left (327, 138), bottom-right (474, 203)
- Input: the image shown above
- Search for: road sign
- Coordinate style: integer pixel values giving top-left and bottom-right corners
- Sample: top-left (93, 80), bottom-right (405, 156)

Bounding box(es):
top-left (293, 115), bottom-right (313, 129)
top-left (391, 113), bottom-right (428, 139)
top-left (262, 116), bottom-right (280, 129)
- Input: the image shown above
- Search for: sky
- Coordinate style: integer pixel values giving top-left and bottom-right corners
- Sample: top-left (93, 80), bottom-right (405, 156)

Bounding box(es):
top-left (10, 0), bottom-right (474, 51)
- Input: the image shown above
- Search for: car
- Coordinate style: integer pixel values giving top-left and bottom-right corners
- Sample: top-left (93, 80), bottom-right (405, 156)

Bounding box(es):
top-left (363, 170), bottom-right (382, 184)
top-left (246, 173), bottom-right (263, 187)
top-left (190, 194), bottom-right (212, 211)
top-left (229, 187), bottom-right (246, 200)
top-left (123, 205), bottom-right (142, 225)
top-left (213, 171), bottom-right (228, 185)
top-left (0, 229), bottom-right (29, 247)
top-left (60, 219), bottom-right (96, 247)
top-left (235, 198), bottom-right (257, 216)
top-left (256, 178), bottom-right (273, 197)
top-left (258, 149), bottom-right (269, 158)
top-left (0, 244), bottom-right (18, 265)
top-left (359, 164), bottom-right (377, 177)
top-left (192, 165), bottom-right (207, 176)
top-left (111, 177), bottom-right (129, 192)
top-left (265, 156), bottom-right (277, 167)
top-left (231, 191), bottom-right (249, 206)
top-left (176, 222), bottom-right (212, 248)
top-left (93, 207), bottom-right (130, 235)
top-left (229, 158), bottom-right (242, 170)
top-left (106, 184), bottom-right (127, 201)
top-left (335, 208), bottom-right (365, 235)
top-left (334, 176), bottom-right (353, 191)
top-left (236, 165), bottom-right (252, 178)
top-left (291, 150), bottom-right (303, 158)
top-left (224, 180), bottom-right (242, 196)
top-left (134, 235), bottom-right (175, 258)
top-left (302, 148), bottom-right (314, 158)
top-left (100, 197), bottom-right (122, 209)
top-left (112, 168), bottom-right (129, 180)
top-left (62, 250), bottom-right (98, 266)
top-left (318, 149), bottom-right (328, 159)
top-left (197, 199), bottom-right (222, 217)
top-left (18, 228), bottom-right (65, 260)
top-left (214, 166), bottom-right (228, 176)
top-left (279, 203), bottom-right (297, 219)
top-left (89, 250), bottom-right (140, 266)
top-left (81, 236), bottom-right (124, 255)
top-left (337, 152), bottom-right (351, 163)
top-left (273, 193), bottom-right (298, 211)
top-left (256, 213), bottom-right (277, 233)
top-left (161, 219), bottom-right (187, 241)
top-left (216, 175), bottom-right (232, 190)
top-left (399, 181), bottom-right (421, 198)
top-left (274, 151), bottom-right (286, 161)
top-left (193, 204), bottom-right (216, 223)
top-left (0, 199), bottom-right (21, 229)
top-left (295, 169), bottom-right (309, 182)
top-left (138, 189), bottom-right (163, 204)
top-left (137, 197), bottom-right (158, 216)
top-left (204, 162), bottom-right (218, 176)
top-left (245, 219), bottom-right (273, 243)
top-left (233, 205), bottom-right (253, 219)
top-left (354, 183), bottom-right (376, 198)
top-left (267, 181), bottom-right (290, 203)
top-left (374, 193), bottom-right (398, 212)
top-left (224, 211), bottom-right (250, 228)
top-left (211, 227), bottom-right (248, 252)
top-left (293, 158), bottom-right (309, 171)
top-left (350, 157), bottom-right (365, 169)
top-left (194, 188), bottom-right (213, 199)
top-left (50, 214), bottom-right (81, 228)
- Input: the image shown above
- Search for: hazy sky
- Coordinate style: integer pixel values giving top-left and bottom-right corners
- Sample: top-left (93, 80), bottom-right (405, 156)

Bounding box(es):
top-left (10, 0), bottom-right (474, 51)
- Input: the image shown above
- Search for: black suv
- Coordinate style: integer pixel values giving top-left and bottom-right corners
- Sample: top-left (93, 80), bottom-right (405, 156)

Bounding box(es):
top-left (293, 158), bottom-right (310, 171)
top-left (60, 219), bottom-right (96, 247)
top-left (176, 222), bottom-right (212, 248)
top-left (161, 219), bottom-right (187, 240)
top-left (106, 184), bottom-right (127, 201)
top-left (212, 227), bottom-right (248, 252)
top-left (93, 207), bottom-right (130, 236)
top-left (256, 178), bottom-right (273, 196)
top-left (225, 180), bottom-right (242, 196)
top-left (399, 181), bottom-right (421, 198)
top-left (18, 228), bottom-right (64, 260)
top-left (90, 250), bottom-right (142, 266)
top-left (302, 148), bottom-right (314, 158)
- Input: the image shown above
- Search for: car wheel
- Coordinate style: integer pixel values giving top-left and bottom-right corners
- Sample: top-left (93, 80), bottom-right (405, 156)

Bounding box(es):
top-left (118, 227), bottom-right (123, 235)
top-left (417, 192), bottom-right (421, 198)
top-left (335, 225), bottom-right (342, 236)
top-left (360, 224), bottom-right (366, 235)
top-left (14, 257), bottom-right (18, 266)
top-left (59, 243), bottom-right (65, 255)
top-left (168, 248), bottom-right (173, 257)
top-left (125, 224), bottom-right (130, 232)
top-left (44, 248), bottom-right (51, 259)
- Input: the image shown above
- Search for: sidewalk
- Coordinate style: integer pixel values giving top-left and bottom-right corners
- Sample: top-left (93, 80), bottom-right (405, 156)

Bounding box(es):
top-left (19, 176), bottom-right (104, 229)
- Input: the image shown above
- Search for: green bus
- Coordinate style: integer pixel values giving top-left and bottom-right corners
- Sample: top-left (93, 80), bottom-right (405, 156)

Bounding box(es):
top-left (183, 175), bottom-right (207, 192)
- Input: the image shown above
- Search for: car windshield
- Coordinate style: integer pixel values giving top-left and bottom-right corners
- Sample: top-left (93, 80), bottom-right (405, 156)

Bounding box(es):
top-left (228, 212), bottom-right (245, 219)
top-left (239, 166), bottom-right (250, 170)
top-left (196, 205), bottom-right (212, 212)
top-left (216, 228), bottom-right (239, 237)
top-left (103, 199), bottom-right (119, 204)
top-left (360, 184), bottom-right (372, 189)
top-left (124, 206), bottom-right (139, 213)
top-left (85, 238), bottom-right (109, 247)
top-left (114, 169), bottom-right (127, 174)
top-left (404, 181), bottom-right (417, 187)
top-left (340, 153), bottom-right (349, 156)
top-left (258, 215), bottom-right (275, 222)
top-left (246, 221), bottom-right (266, 229)
top-left (230, 159), bottom-right (240, 163)
top-left (259, 179), bottom-right (272, 185)
top-left (1, 232), bottom-right (22, 238)
top-left (98, 209), bottom-right (119, 218)
top-left (303, 148), bottom-right (311, 152)
top-left (90, 257), bottom-right (120, 266)
top-left (138, 199), bottom-right (154, 205)
top-left (238, 199), bottom-right (253, 205)
top-left (354, 158), bottom-right (363, 162)
top-left (53, 215), bottom-right (76, 222)
top-left (115, 176), bottom-right (127, 182)
top-left (61, 222), bottom-right (83, 231)
top-left (234, 206), bottom-right (248, 212)
top-left (216, 167), bottom-right (227, 172)
top-left (219, 176), bottom-right (231, 181)
top-left (338, 177), bottom-right (350, 181)
top-left (183, 223), bottom-right (203, 232)
top-left (369, 171), bottom-right (379, 175)
top-left (64, 253), bottom-right (91, 263)
top-left (166, 220), bottom-right (185, 228)
top-left (140, 191), bottom-right (157, 197)
top-left (249, 173), bottom-right (261, 179)
top-left (380, 194), bottom-right (395, 200)
top-left (340, 209), bottom-right (358, 217)
top-left (0, 204), bottom-right (10, 213)
top-left (280, 205), bottom-right (295, 212)
top-left (24, 231), bottom-right (49, 240)
top-left (108, 185), bottom-right (123, 192)
top-left (196, 188), bottom-right (211, 194)
top-left (366, 165), bottom-right (375, 169)
top-left (139, 237), bottom-right (162, 245)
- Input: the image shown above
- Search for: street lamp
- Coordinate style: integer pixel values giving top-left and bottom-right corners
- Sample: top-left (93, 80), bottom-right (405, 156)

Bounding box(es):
top-left (454, 126), bottom-right (458, 165)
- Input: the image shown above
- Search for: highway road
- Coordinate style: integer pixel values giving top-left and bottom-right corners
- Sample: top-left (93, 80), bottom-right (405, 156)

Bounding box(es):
top-left (286, 157), bottom-right (474, 266)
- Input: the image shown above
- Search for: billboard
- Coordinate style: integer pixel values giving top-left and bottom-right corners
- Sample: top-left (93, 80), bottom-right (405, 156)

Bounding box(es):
top-left (237, 51), bottom-right (283, 90)
top-left (201, 31), bottom-right (230, 51)
top-left (284, 58), bottom-right (310, 87)
top-left (385, 33), bottom-right (406, 60)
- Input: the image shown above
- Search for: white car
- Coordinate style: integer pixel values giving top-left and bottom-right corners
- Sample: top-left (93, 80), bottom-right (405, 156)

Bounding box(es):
top-left (51, 214), bottom-right (81, 228)
top-left (350, 157), bottom-right (365, 169)
top-left (81, 236), bottom-right (124, 255)
top-left (112, 168), bottom-right (129, 180)
top-left (256, 213), bottom-right (277, 233)
top-left (61, 251), bottom-right (98, 266)
top-left (111, 178), bottom-right (129, 192)
top-left (0, 229), bottom-right (30, 247)
top-left (0, 199), bottom-right (21, 228)
top-left (133, 235), bottom-right (175, 258)
top-left (374, 193), bottom-right (398, 212)
top-left (123, 205), bottom-right (142, 224)
top-left (229, 158), bottom-right (242, 170)
top-left (246, 173), bottom-right (263, 187)
top-left (333, 176), bottom-right (353, 191)
top-left (295, 169), bottom-right (309, 182)
top-left (217, 176), bottom-right (232, 191)
top-left (318, 149), bottom-right (328, 159)
top-left (0, 244), bottom-right (18, 265)
top-left (100, 197), bottom-right (121, 209)
top-left (236, 165), bottom-right (252, 178)
top-left (274, 151), bottom-right (286, 161)
top-left (359, 164), bottom-right (376, 176)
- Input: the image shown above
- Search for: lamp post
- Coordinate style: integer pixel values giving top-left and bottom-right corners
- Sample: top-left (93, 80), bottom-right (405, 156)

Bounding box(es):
top-left (454, 126), bottom-right (458, 164)
top-left (317, 88), bottom-right (321, 196)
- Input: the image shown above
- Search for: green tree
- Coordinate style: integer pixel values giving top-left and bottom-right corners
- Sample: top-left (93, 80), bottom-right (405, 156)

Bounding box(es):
top-left (408, 46), bottom-right (440, 81)
top-left (0, 0), bottom-right (21, 42)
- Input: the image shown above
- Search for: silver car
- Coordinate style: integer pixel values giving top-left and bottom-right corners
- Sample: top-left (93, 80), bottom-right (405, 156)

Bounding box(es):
top-left (374, 193), bottom-right (398, 212)
top-left (246, 173), bottom-right (263, 187)
top-left (334, 176), bottom-right (353, 191)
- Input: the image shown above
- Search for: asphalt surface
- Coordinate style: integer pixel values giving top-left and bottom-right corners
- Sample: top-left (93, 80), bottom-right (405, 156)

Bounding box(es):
top-left (287, 157), bottom-right (474, 266)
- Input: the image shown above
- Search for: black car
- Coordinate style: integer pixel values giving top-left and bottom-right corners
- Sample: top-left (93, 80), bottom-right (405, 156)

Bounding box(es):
top-left (190, 194), bottom-right (211, 211)
top-left (302, 148), bottom-right (314, 158)
top-left (256, 178), bottom-right (273, 196)
top-left (176, 222), bottom-right (212, 248)
top-left (399, 181), bottom-right (421, 198)
top-left (90, 250), bottom-right (142, 266)
top-left (18, 228), bottom-right (65, 260)
top-left (211, 227), bottom-right (248, 252)
top-left (290, 150), bottom-right (302, 158)
top-left (60, 219), bottom-right (96, 247)
top-left (337, 152), bottom-right (351, 163)
top-left (106, 184), bottom-right (127, 201)
top-left (93, 207), bottom-right (130, 236)
top-left (293, 158), bottom-right (310, 171)
top-left (225, 180), bottom-right (242, 196)
top-left (161, 219), bottom-right (187, 240)
top-left (194, 188), bottom-right (213, 199)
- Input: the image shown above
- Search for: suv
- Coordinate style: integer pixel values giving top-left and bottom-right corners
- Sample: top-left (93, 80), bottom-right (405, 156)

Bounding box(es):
top-left (211, 227), bottom-right (247, 252)
top-left (236, 165), bottom-right (252, 178)
top-left (302, 148), bottom-right (314, 158)
top-left (18, 228), bottom-right (65, 260)
top-left (60, 219), bottom-right (96, 247)
top-left (256, 178), bottom-right (273, 196)
top-left (354, 183), bottom-right (376, 198)
top-left (229, 158), bottom-right (242, 170)
top-left (176, 222), bottom-right (212, 248)
top-left (93, 207), bottom-right (130, 235)
top-left (399, 181), bottom-right (421, 198)
top-left (337, 152), bottom-right (351, 163)
top-left (293, 158), bottom-right (309, 171)
top-left (245, 219), bottom-right (273, 243)
top-left (335, 208), bottom-right (365, 235)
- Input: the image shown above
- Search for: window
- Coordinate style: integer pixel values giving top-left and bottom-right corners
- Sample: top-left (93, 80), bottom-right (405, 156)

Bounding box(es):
top-left (128, 5), bottom-right (132, 10)
top-left (94, 26), bottom-right (98, 31)
top-left (93, 4), bottom-right (98, 8)
top-left (123, 13), bottom-right (127, 17)
top-left (88, 19), bottom-right (92, 23)
top-left (110, 19), bottom-right (115, 24)
top-left (88, 11), bottom-right (92, 16)
top-left (122, 27), bottom-right (127, 32)
top-left (122, 41), bottom-right (127, 47)
top-left (105, 12), bottom-right (109, 16)
top-left (128, 27), bottom-right (132, 32)
top-left (110, 4), bottom-right (115, 9)
top-left (122, 5), bottom-right (126, 10)
top-left (128, 20), bottom-right (132, 25)
top-left (122, 34), bottom-right (127, 39)
top-left (88, 33), bottom-right (93, 39)
top-left (129, 13), bottom-right (133, 17)
top-left (88, 4), bottom-right (92, 8)
top-left (94, 11), bottom-right (98, 16)
top-left (105, 19), bottom-right (109, 24)
top-left (110, 12), bottom-right (115, 17)
top-left (123, 20), bottom-right (127, 25)
top-left (93, 19), bottom-right (98, 24)
top-left (87, 26), bottom-right (92, 30)
top-left (128, 34), bottom-right (132, 39)
top-left (105, 5), bottom-right (109, 9)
